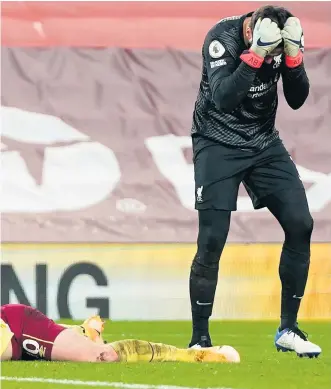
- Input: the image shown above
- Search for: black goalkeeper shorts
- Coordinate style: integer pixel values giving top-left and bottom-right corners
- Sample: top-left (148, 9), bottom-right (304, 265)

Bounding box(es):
top-left (193, 135), bottom-right (304, 211)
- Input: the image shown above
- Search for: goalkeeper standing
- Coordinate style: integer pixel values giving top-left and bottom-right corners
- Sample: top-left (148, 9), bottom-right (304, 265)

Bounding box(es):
top-left (189, 5), bottom-right (321, 358)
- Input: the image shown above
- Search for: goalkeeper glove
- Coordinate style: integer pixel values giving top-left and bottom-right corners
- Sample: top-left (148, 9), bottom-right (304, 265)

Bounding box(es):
top-left (281, 17), bottom-right (304, 68)
top-left (241, 18), bottom-right (282, 69)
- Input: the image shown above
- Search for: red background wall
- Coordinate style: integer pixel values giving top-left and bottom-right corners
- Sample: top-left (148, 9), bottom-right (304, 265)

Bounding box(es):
top-left (2, 1), bottom-right (330, 49)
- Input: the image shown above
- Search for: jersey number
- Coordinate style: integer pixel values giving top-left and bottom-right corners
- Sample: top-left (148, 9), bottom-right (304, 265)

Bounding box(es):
top-left (23, 339), bottom-right (46, 358)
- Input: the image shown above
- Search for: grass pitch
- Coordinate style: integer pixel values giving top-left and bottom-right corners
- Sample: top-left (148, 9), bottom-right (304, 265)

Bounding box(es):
top-left (1, 320), bottom-right (330, 389)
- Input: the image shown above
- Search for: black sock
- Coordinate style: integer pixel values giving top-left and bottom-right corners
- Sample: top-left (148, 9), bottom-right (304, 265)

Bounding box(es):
top-left (189, 210), bottom-right (230, 346)
top-left (279, 244), bottom-right (310, 330)
top-left (262, 189), bottom-right (313, 332)
top-left (189, 260), bottom-right (218, 344)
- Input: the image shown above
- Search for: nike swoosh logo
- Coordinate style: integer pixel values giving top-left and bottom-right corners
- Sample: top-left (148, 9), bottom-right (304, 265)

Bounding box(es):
top-left (257, 38), bottom-right (281, 47)
top-left (287, 38), bottom-right (301, 45)
top-left (196, 301), bottom-right (212, 306)
top-left (293, 295), bottom-right (303, 299)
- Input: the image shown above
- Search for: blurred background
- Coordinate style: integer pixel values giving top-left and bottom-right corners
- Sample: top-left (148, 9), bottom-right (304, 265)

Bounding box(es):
top-left (1, 1), bottom-right (330, 321)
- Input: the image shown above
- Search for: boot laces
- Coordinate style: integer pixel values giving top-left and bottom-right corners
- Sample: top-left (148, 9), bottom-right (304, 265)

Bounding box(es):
top-left (289, 327), bottom-right (308, 341)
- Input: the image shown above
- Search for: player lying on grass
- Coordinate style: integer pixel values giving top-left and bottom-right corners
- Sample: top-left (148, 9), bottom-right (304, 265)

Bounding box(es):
top-left (0, 304), bottom-right (240, 363)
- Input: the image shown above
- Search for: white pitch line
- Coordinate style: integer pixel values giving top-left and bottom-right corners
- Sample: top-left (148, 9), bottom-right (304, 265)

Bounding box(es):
top-left (1, 377), bottom-right (235, 389)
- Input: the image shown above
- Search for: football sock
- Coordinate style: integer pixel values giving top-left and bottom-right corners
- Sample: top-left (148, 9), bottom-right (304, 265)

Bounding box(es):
top-left (263, 189), bottom-right (312, 331)
top-left (189, 210), bottom-right (231, 345)
top-left (189, 270), bottom-right (214, 344)
top-left (279, 245), bottom-right (310, 330)
top-left (109, 339), bottom-right (227, 363)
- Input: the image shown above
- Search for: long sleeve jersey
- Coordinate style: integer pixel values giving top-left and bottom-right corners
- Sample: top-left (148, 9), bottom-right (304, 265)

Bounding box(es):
top-left (191, 13), bottom-right (309, 151)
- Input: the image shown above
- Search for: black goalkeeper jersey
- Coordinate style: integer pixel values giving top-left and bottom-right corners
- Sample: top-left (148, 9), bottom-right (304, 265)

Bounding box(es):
top-left (191, 13), bottom-right (309, 151)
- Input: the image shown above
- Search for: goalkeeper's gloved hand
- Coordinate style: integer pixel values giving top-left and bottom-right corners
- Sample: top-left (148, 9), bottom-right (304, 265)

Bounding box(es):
top-left (240, 18), bottom-right (282, 69)
top-left (281, 17), bottom-right (304, 68)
